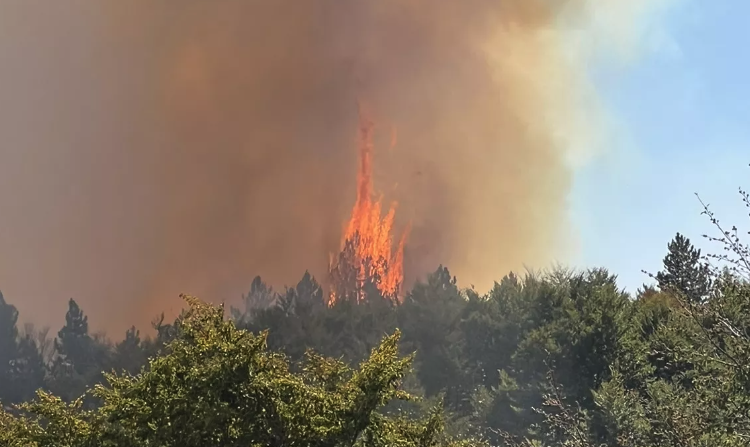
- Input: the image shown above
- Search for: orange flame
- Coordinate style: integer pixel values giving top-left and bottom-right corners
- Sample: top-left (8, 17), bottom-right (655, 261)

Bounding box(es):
top-left (328, 107), bottom-right (409, 305)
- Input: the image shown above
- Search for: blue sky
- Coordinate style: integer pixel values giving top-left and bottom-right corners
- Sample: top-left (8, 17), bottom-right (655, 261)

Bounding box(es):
top-left (571, 0), bottom-right (750, 292)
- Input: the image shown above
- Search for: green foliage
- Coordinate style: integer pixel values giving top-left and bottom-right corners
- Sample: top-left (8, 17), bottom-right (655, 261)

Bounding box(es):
top-left (0, 295), bottom-right (483, 447)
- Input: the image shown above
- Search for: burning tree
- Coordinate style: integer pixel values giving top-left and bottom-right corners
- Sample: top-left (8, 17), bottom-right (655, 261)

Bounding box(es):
top-left (328, 107), bottom-right (409, 305)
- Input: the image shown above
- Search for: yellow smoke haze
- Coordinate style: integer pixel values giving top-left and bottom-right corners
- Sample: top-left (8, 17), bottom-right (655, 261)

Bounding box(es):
top-left (0, 1), bottom-right (676, 332)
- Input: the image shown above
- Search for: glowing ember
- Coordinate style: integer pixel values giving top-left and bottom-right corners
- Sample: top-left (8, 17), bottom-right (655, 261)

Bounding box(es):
top-left (328, 107), bottom-right (409, 305)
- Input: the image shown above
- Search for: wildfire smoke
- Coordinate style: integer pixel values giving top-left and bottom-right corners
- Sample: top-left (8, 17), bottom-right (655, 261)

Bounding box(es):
top-left (0, 1), bottom-right (678, 331)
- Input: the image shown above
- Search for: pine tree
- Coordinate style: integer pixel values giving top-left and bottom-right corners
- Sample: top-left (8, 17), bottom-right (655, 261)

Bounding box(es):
top-left (656, 233), bottom-right (712, 303)
top-left (14, 333), bottom-right (45, 403)
top-left (54, 299), bottom-right (92, 374)
top-left (230, 275), bottom-right (278, 324)
top-left (49, 299), bottom-right (96, 402)
top-left (0, 291), bottom-right (20, 405)
top-left (400, 266), bottom-right (469, 409)
top-left (0, 292), bottom-right (45, 405)
top-left (112, 326), bottom-right (146, 375)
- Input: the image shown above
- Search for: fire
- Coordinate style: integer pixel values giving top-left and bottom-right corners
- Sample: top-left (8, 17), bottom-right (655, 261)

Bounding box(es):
top-left (328, 108), bottom-right (409, 305)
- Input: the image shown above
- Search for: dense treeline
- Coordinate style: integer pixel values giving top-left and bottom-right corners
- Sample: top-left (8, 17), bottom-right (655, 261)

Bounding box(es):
top-left (2, 191), bottom-right (750, 445)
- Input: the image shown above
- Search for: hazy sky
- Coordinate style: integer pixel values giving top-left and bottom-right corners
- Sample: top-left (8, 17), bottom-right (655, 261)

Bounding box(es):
top-left (571, 0), bottom-right (750, 291)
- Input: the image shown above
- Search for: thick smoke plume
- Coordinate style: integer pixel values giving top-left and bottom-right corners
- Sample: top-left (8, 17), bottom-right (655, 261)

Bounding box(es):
top-left (0, 1), bottom-right (674, 332)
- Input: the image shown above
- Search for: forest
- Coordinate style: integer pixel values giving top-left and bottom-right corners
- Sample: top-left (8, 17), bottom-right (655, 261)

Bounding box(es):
top-left (1, 188), bottom-right (750, 447)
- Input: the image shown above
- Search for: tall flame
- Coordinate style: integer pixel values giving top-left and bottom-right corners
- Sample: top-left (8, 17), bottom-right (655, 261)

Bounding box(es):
top-left (328, 108), bottom-right (408, 305)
